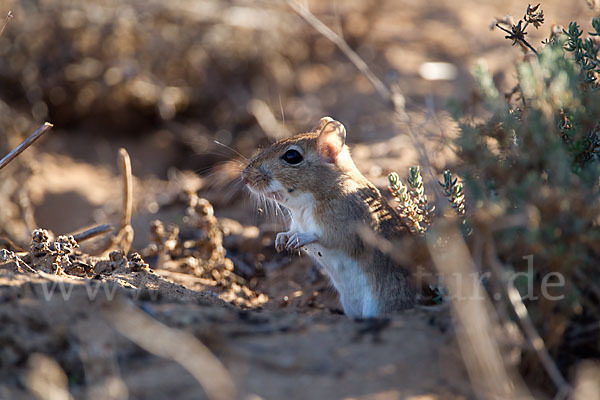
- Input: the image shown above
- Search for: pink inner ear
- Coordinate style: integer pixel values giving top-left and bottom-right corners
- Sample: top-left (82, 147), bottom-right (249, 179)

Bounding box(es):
top-left (319, 141), bottom-right (338, 163)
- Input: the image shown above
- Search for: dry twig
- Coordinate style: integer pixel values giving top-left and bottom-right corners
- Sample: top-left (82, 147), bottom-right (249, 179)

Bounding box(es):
top-left (0, 10), bottom-right (13, 39)
top-left (109, 148), bottom-right (134, 254)
top-left (0, 236), bottom-right (24, 252)
top-left (0, 122), bottom-right (53, 171)
top-left (95, 148), bottom-right (134, 255)
top-left (72, 224), bottom-right (113, 243)
top-left (286, 0), bottom-right (391, 102)
top-left (427, 222), bottom-right (530, 399)
top-left (118, 148), bottom-right (133, 231)
top-left (485, 241), bottom-right (572, 399)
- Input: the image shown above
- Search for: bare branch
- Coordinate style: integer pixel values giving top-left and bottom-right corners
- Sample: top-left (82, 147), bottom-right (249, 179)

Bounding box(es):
top-left (286, 0), bottom-right (392, 102)
top-left (427, 222), bottom-right (530, 399)
top-left (72, 224), bottom-right (113, 243)
top-left (486, 241), bottom-right (572, 399)
top-left (0, 122), bottom-right (53, 171)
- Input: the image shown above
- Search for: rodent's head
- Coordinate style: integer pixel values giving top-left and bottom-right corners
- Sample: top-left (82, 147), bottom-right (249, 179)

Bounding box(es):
top-left (242, 117), bottom-right (352, 210)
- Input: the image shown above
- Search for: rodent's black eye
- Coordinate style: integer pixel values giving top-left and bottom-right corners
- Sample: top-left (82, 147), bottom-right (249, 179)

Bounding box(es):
top-left (281, 149), bottom-right (303, 165)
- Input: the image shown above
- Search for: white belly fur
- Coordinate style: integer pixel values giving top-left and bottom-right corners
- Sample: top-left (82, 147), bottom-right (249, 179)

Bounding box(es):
top-left (289, 203), bottom-right (378, 318)
top-left (304, 243), bottom-right (378, 317)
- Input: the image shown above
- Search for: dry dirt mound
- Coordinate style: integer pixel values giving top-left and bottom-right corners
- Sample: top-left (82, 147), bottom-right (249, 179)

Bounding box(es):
top-left (0, 263), bottom-right (471, 400)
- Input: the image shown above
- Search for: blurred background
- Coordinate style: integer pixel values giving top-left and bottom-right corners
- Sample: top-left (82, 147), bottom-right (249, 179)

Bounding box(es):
top-left (0, 0), bottom-right (592, 245)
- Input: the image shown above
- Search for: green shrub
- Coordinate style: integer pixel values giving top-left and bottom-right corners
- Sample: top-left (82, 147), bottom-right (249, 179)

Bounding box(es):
top-left (388, 4), bottom-right (600, 388)
top-left (456, 4), bottom-right (600, 381)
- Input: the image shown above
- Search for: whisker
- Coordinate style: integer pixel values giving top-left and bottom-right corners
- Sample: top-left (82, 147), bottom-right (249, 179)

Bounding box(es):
top-left (260, 195), bottom-right (268, 218)
top-left (222, 180), bottom-right (244, 200)
top-left (197, 164), bottom-right (244, 178)
top-left (214, 140), bottom-right (249, 161)
top-left (242, 188), bottom-right (290, 233)
top-left (189, 150), bottom-right (248, 166)
top-left (265, 196), bottom-right (272, 219)
top-left (278, 92), bottom-right (285, 127)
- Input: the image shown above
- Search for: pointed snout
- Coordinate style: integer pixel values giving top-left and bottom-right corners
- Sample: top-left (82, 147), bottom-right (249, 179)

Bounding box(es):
top-left (241, 164), bottom-right (271, 191)
top-left (241, 169), bottom-right (249, 185)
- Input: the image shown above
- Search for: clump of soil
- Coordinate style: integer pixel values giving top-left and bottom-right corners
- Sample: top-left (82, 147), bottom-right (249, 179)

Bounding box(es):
top-left (141, 192), bottom-right (268, 308)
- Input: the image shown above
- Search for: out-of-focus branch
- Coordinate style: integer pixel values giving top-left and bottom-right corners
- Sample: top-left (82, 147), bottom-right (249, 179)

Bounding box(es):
top-left (286, 0), bottom-right (392, 102)
top-left (248, 99), bottom-right (291, 140)
top-left (486, 241), bottom-right (573, 399)
top-left (0, 10), bottom-right (13, 39)
top-left (103, 300), bottom-right (237, 400)
top-left (0, 122), bottom-right (53, 171)
top-left (427, 220), bottom-right (530, 399)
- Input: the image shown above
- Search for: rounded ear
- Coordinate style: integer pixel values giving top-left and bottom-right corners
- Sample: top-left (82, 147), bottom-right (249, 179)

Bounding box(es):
top-left (315, 117), bottom-right (346, 163)
top-left (312, 116), bottom-right (335, 134)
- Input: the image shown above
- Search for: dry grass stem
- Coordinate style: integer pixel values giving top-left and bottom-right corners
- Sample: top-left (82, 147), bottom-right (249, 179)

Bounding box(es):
top-left (103, 300), bottom-right (237, 400)
top-left (114, 148), bottom-right (134, 253)
top-left (0, 122), bottom-right (53, 171)
top-left (427, 221), bottom-right (530, 399)
top-left (118, 148), bottom-right (133, 230)
top-left (485, 241), bottom-right (573, 399)
top-left (248, 99), bottom-right (291, 140)
top-left (95, 148), bottom-right (134, 255)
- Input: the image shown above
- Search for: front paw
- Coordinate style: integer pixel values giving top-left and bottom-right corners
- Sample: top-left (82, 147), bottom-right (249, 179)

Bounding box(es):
top-left (275, 231), bottom-right (291, 253)
top-left (275, 231), bottom-right (317, 252)
top-left (286, 232), bottom-right (317, 250)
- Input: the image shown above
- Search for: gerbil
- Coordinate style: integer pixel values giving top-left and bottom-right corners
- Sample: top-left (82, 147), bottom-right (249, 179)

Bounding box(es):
top-left (242, 117), bottom-right (416, 317)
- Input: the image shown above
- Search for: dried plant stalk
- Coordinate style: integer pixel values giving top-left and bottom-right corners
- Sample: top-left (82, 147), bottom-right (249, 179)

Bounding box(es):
top-left (427, 222), bottom-right (530, 399)
top-left (103, 300), bottom-right (237, 400)
top-left (0, 122), bottom-right (53, 171)
top-left (0, 10), bottom-right (13, 39)
top-left (72, 224), bottom-right (113, 243)
top-left (118, 148), bottom-right (133, 230)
